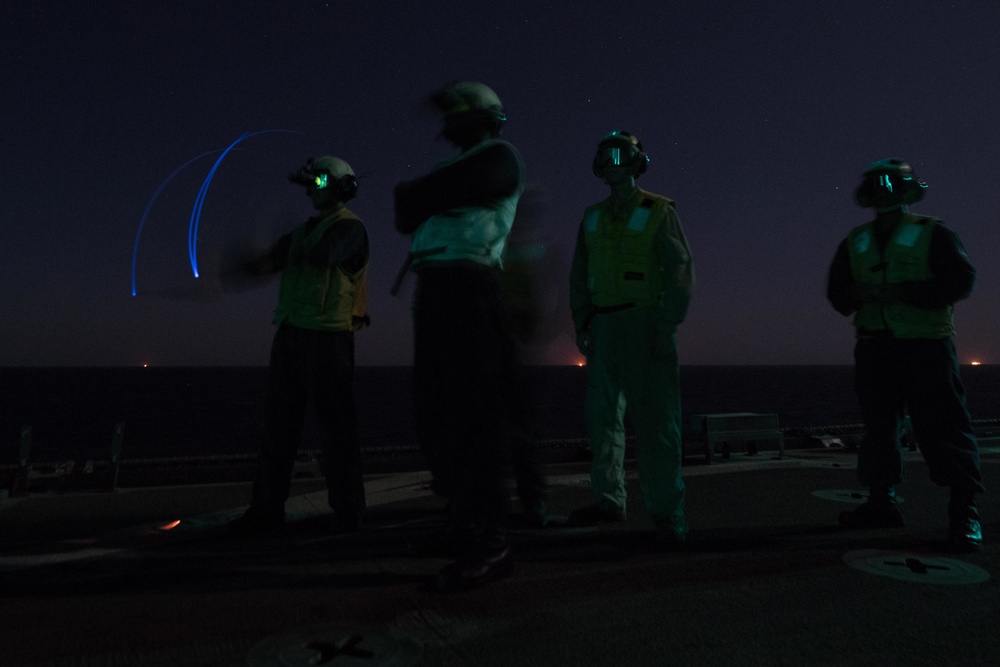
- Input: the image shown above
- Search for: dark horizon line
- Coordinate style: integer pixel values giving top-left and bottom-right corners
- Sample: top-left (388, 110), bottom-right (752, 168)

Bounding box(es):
top-left (4, 362), bottom-right (993, 370)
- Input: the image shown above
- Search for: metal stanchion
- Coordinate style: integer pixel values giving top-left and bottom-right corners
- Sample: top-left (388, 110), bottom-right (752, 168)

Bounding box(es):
top-left (105, 423), bottom-right (125, 492)
top-left (10, 425), bottom-right (32, 497)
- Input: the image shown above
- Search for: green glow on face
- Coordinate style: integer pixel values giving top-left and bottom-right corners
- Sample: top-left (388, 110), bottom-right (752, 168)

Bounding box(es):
top-left (610, 147), bottom-right (622, 166)
top-left (314, 173), bottom-right (329, 189)
top-left (880, 174), bottom-right (893, 192)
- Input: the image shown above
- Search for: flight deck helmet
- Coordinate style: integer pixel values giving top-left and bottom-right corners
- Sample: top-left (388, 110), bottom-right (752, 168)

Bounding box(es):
top-left (430, 81), bottom-right (507, 140)
top-left (592, 131), bottom-right (649, 179)
top-left (855, 158), bottom-right (926, 209)
top-left (288, 156), bottom-right (358, 202)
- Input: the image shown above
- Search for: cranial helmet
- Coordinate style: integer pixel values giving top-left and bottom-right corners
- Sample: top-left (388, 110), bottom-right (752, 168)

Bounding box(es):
top-left (592, 131), bottom-right (650, 179)
top-left (855, 158), bottom-right (926, 209)
top-left (288, 156), bottom-right (358, 202)
top-left (429, 81), bottom-right (507, 135)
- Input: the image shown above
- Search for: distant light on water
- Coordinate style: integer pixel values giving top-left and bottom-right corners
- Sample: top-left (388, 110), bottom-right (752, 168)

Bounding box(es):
top-left (159, 520), bottom-right (182, 531)
top-left (970, 361), bottom-right (982, 366)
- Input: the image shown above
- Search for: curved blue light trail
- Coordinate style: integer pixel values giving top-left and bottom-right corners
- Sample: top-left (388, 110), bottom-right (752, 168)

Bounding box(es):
top-left (187, 129), bottom-right (300, 279)
top-left (131, 150), bottom-right (220, 297)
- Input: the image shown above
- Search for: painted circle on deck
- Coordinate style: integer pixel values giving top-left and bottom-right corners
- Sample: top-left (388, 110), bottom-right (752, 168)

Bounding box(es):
top-left (812, 489), bottom-right (904, 505)
top-left (844, 549), bottom-right (990, 585)
top-left (247, 626), bottom-right (422, 667)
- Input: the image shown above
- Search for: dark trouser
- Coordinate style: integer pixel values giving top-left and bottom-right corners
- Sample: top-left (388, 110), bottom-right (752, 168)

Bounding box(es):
top-left (250, 325), bottom-right (365, 523)
top-left (413, 266), bottom-right (516, 551)
top-left (854, 337), bottom-right (984, 497)
top-left (507, 358), bottom-right (547, 512)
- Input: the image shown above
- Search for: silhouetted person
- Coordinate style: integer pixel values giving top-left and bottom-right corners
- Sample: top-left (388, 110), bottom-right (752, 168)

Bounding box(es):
top-left (498, 188), bottom-right (553, 528)
top-left (569, 131), bottom-right (694, 546)
top-left (231, 156), bottom-right (369, 535)
top-left (394, 81), bottom-right (524, 591)
top-left (827, 157), bottom-right (983, 551)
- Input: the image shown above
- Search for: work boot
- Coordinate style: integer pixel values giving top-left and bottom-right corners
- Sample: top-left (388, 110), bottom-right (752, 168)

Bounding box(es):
top-left (654, 517), bottom-right (688, 549)
top-left (839, 488), bottom-right (905, 529)
top-left (568, 503), bottom-right (626, 527)
top-left (434, 545), bottom-right (514, 592)
top-left (948, 493), bottom-right (983, 552)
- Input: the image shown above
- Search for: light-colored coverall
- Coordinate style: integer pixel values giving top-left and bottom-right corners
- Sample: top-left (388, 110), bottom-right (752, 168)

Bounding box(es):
top-left (570, 188), bottom-right (693, 527)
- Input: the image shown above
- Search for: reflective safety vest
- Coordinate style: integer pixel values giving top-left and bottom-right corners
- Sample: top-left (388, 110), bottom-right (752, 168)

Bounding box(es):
top-left (583, 190), bottom-right (674, 309)
top-left (274, 209), bottom-right (369, 332)
top-left (410, 139), bottom-right (523, 269)
top-left (847, 214), bottom-right (954, 338)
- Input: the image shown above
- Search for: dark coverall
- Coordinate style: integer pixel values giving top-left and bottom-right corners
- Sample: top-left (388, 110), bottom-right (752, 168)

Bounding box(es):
top-left (250, 214), bottom-right (369, 528)
top-left (827, 222), bottom-right (984, 498)
top-left (395, 141), bottom-right (543, 549)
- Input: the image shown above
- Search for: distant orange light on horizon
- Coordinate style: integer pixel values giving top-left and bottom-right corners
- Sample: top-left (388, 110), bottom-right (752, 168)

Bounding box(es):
top-left (970, 360), bottom-right (983, 366)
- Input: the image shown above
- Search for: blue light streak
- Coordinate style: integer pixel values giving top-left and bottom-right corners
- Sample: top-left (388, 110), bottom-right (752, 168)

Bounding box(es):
top-left (131, 150), bottom-right (220, 297)
top-left (186, 129), bottom-right (300, 279)
top-left (132, 129), bottom-right (301, 296)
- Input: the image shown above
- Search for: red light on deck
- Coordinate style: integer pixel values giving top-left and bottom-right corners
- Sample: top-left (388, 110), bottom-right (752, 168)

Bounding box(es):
top-left (159, 520), bottom-right (182, 531)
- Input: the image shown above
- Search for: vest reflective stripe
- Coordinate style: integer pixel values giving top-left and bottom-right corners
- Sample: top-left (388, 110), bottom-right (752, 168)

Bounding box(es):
top-left (410, 139), bottom-right (523, 268)
top-left (274, 210), bottom-right (369, 332)
top-left (847, 215), bottom-right (954, 339)
top-left (583, 191), bottom-right (672, 309)
top-left (627, 207), bottom-right (652, 231)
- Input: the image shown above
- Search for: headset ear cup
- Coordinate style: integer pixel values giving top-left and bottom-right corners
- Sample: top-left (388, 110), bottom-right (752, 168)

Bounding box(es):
top-left (902, 179), bottom-right (925, 205)
top-left (855, 183), bottom-right (871, 208)
top-left (339, 175), bottom-right (359, 202)
top-left (490, 113), bottom-right (505, 136)
top-left (635, 151), bottom-right (649, 176)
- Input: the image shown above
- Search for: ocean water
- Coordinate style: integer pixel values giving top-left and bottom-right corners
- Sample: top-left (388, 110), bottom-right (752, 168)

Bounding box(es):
top-left (2, 365), bottom-right (998, 463)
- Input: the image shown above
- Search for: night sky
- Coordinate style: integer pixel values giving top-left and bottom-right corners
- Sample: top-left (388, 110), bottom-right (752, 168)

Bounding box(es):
top-left (3, 1), bottom-right (998, 367)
